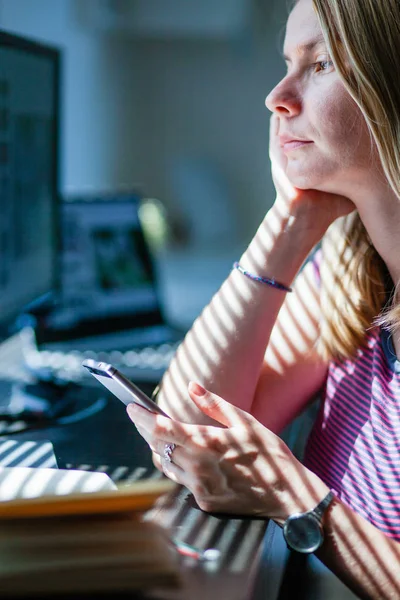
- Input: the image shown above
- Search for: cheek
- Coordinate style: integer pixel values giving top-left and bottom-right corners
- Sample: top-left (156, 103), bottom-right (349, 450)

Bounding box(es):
top-left (315, 90), bottom-right (372, 164)
top-left (284, 83), bottom-right (377, 190)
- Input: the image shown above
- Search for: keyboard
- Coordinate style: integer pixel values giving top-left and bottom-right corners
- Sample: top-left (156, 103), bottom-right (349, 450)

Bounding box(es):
top-left (19, 327), bottom-right (180, 384)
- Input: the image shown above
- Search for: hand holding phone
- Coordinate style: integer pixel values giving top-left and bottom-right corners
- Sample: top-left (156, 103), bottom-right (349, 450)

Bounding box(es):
top-left (82, 360), bottom-right (169, 417)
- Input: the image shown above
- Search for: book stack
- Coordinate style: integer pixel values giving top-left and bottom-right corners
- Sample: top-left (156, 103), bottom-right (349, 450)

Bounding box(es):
top-left (0, 468), bottom-right (181, 596)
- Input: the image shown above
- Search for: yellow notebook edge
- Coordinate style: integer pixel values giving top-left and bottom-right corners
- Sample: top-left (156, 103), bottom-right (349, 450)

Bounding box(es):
top-left (0, 478), bottom-right (177, 519)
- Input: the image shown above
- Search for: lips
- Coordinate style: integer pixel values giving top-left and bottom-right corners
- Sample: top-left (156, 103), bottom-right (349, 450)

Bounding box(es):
top-left (279, 134), bottom-right (313, 152)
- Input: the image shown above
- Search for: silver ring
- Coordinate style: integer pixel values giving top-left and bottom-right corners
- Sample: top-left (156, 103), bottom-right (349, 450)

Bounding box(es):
top-left (164, 442), bottom-right (176, 463)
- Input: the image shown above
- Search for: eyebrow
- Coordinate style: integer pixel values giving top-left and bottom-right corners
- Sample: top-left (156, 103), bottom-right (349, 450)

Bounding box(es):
top-left (283, 35), bottom-right (327, 62)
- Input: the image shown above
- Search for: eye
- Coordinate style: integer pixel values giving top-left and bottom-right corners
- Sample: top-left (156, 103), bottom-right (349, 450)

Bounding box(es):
top-left (315, 60), bottom-right (334, 73)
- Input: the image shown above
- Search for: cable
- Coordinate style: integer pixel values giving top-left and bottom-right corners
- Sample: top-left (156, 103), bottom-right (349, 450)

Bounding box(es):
top-left (0, 379), bottom-right (109, 436)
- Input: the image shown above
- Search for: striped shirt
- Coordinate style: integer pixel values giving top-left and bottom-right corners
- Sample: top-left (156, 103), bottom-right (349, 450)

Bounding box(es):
top-left (303, 254), bottom-right (400, 541)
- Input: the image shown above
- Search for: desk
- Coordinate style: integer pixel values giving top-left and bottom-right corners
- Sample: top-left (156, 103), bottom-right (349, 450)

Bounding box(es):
top-left (0, 332), bottom-right (287, 600)
top-left (143, 490), bottom-right (282, 600)
top-left (0, 334), bottom-right (358, 600)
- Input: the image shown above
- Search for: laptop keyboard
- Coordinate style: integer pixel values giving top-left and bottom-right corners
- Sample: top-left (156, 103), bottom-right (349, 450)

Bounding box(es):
top-left (17, 323), bottom-right (180, 384)
top-left (26, 342), bottom-right (179, 384)
top-left (37, 325), bottom-right (181, 353)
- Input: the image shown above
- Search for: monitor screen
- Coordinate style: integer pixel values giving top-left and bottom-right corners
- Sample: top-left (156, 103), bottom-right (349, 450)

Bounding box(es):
top-left (61, 195), bottom-right (159, 322)
top-left (0, 30), bottom-right (60, 339)
top-left (31, 194), bottom-right (167, 345)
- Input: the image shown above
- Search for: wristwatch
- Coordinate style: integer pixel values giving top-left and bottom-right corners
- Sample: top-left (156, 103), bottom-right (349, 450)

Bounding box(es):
top-left (283, 490), bottom-right (335, 554)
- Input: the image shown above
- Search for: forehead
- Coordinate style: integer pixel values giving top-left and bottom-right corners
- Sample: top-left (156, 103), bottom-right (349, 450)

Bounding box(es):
top-left (284, 0), bottom-right (326, 56)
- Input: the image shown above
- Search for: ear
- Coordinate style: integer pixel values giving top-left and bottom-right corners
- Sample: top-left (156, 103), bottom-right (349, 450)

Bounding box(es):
top-left (188, 382), bottom-right (252, 428)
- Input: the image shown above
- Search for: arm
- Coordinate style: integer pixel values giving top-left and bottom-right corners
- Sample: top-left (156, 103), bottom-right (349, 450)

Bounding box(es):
top-left (130, 388), bottom-right (400, 600)
top-left (156, 207), bottom-right (328, 427)
top-left (315, 498), bottom-right (400, 600)
top-left (157, 114), bottom-right (353, 428)
top-left (250, 252), bottom-right (327, 433)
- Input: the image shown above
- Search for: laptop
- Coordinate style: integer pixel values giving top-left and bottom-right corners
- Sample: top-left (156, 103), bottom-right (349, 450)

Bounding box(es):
top-left (23, 193), bottom-right (185, 383)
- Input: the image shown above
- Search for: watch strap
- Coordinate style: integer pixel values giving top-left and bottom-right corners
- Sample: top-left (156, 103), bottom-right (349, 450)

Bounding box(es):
top-left (311, 490), bottom-right (335, 522)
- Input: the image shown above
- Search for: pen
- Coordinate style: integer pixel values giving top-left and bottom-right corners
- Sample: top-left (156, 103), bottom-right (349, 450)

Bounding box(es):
top-left (172, 539), bottom-right (221, 562)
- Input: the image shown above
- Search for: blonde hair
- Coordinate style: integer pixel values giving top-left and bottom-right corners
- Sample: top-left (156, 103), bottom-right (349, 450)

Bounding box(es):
top-left (310, 0), bottom-right (400, 360)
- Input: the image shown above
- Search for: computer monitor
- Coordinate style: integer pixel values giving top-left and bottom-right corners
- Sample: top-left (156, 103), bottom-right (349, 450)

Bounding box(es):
top-left (0, 30), bottom-right (60, 341)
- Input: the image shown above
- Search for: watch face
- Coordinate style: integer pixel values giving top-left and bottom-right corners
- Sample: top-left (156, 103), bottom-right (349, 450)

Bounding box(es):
top-left (283, 513), bottom-right (323, 553)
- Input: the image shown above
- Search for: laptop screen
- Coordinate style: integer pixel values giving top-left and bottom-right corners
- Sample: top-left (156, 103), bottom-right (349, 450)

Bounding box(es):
top-left (62, 195), bottom-right (158, 319)
top-left (34, 193), bottom-right (166, 343)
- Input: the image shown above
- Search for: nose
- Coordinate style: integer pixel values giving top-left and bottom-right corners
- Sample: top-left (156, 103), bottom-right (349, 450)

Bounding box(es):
top-left (265, 76), bottom-right (301, 117)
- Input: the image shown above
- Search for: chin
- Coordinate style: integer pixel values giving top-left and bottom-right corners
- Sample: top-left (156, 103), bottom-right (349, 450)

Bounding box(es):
top-left (286, 170), bottom-right (321, 190)
top-left (286, 162), bottom-right (333, 191)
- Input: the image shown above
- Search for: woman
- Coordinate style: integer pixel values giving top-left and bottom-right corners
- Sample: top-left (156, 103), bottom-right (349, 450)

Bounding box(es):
top-left (127, 0), bottom-right (400, 597)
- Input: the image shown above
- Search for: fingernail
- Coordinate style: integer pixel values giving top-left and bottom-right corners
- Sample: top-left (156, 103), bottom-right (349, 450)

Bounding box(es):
top-left (126, 403), bottom-right (138, 416)
top-left (189, 381), bottom-right (206, 396)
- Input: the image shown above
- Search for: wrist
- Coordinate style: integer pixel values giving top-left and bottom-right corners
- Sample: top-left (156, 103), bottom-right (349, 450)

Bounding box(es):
top-left (240, 208), bottom-right (321, 286)
top-left (271, 202), bottom-right (329, 243)
top-left (273, 190), bottom-right (338, 238)
top-left (273, 465), bottom-right (331, 527)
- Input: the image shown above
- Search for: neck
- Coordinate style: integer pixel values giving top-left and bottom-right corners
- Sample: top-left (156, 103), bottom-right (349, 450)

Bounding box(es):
top-left (359, 193), bottom-right (400, 361)
top-left (356, 197), bottom-right (400, 288)
top-left (339, 172), bottom-right (400, 289)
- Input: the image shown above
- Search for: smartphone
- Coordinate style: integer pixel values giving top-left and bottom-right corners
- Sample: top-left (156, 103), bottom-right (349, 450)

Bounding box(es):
top-left (82, 360), bottom-right (169, 417)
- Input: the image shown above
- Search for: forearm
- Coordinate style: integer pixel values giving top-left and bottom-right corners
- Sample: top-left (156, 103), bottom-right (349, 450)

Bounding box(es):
top-left (157, 204), bottom-right (324, 423)
top-left (276, 465), bottom-right (400, 600)
top-left (316, 498), bottom-right (400, 599)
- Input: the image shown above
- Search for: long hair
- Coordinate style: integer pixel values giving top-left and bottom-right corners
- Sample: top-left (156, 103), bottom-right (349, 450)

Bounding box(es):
top-left (310, 0), bottom-right (400, 360)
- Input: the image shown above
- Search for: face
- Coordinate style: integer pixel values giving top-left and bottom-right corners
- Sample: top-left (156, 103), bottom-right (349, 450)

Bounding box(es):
top-left (265, 0), bottom-right (378, 194)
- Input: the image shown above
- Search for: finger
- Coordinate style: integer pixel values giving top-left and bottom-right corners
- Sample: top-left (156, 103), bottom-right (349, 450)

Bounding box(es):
top-left (151, 439), bottom-right (219, 486)
top-left (126, 403), bottom-right (193, 447)
top-left (159, 453), bottom-right (225, 505)
top-left (135, 423), bottom-right (187, 467)
top-left (128, 403), bottom-right (226, 471)
top-left (273, 113), bottom-right (279, 133)
top-left (151, 450), bottom-right (164, 473)
top-left (133, 421), bottom-right (190, 471)
top-left (133, 421), bottom-right (183, 459)
top-left (155, 446), bottom-right (205, 492)
top-left (160, 455), bottom-right (189, 487)
top-left (269, 114), bottom-right (281, 157)
top-left (188, 382), bottom-right (253, 428)
top-left (137, 419), bottom-right (226, 490)
top-left (134, 423), bottom-right (159, 453)
top-left (269, 113), bottom-right (279, 141)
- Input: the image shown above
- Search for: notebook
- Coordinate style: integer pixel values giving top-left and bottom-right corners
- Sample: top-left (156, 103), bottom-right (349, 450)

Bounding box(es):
top-left (23, 193), bottom-right (184, 383)
top-left (0, 467), bottom-right (181, 595)
top-left (0, 439), bottom-right (58, 469)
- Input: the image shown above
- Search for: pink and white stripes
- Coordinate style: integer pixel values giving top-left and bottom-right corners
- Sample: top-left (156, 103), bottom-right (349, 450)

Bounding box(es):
top-left (304, 250), bottom-right (400, 540)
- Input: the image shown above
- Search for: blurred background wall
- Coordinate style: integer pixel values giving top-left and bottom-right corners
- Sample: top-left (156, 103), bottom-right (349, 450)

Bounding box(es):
top-left (0, 0), bottom-right (288, 245)
top-left (0, 0), bottom-right (289, 322)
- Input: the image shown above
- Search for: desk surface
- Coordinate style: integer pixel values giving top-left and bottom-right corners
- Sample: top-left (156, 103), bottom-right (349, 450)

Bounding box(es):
top-left (0, 333), bottom-right (285, 600)
top-left (144, 488), bottom-right (276, 600)
top-left (0, 333), bottom-right (358, 600)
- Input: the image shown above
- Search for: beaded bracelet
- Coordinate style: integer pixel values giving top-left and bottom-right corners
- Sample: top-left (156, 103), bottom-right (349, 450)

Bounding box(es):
top-left (232, 262), bottom-right (292, 293)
